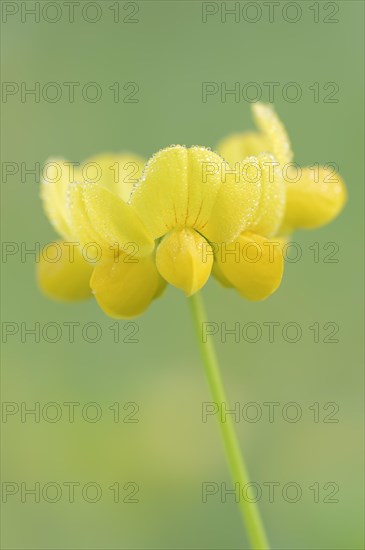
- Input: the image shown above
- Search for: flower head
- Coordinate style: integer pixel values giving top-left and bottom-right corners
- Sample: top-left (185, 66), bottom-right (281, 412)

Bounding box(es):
top-left (38, 105), bottom-right (346, 318)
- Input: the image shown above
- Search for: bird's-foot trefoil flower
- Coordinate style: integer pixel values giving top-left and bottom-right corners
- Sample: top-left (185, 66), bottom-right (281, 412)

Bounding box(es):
top-left (39, 145), bottom-right (286, 316)
top-left (213, 103), bottom-right (347, 299)
top-left (38, 105), bottom-right (347, 317)
top-left (38, 153), bottom-right (166, 318)
top-left (129, 145), bottom-right (270, 296)
top-left (218, 102), bottom-right (347, 234)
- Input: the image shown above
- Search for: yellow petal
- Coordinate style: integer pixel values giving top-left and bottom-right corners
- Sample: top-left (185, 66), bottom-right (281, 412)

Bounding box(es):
top-left (37, 241), bottom-right (93, 301)
top-left (217, 132), bottom-right (268, 166)
top-left (130, 147), bottom-right (224, 238)
top-left (67, 181), bottom-right (106, 248)
top-left (249, 152), bottom-right (286, 237)
top-left (68, 181), bottom-right (154, 256)
top-left (202, 156), bottom-right (264, 243)
top-left (77, 153), bottom-right (145, 202)
top-left (132, 145), bottom-right (262, 244)
top-left (252, 103), bottom-right (293, 166)
top-left (156, 228), bottom-right (213, 296)
top-left (214, 232), bottom-right (284, 301)
top-left (41, 158), bottom-right (74, 239)
top-left (282, 166), bottom-right (347, 230)
top-left (90, 254), bottom-right (165, 319)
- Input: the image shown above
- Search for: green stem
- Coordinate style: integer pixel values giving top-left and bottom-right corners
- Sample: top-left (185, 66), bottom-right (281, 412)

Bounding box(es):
top-left (188, 292), bottom-right (269, 550)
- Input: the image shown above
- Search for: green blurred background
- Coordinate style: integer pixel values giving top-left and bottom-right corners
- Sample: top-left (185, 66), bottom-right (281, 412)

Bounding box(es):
top-left (1, 1), bottom-right (364, 548)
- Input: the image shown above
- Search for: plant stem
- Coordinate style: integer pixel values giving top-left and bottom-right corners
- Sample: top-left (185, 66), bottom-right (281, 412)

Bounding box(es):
top-left (188, 292), bottom-right (269, 550)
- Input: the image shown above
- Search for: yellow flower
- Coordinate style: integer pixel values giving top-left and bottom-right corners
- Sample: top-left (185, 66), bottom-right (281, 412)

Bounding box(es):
top-left (38, 153), bottom-right (165, 318)
top-left (213, 103), bottom-right (347, 300)
top-left (218, 103), bottom-right (347, 235)
top-left (38, 145), bottom-right (282, 316)
top-left (38, 107), bottom-right (346, 317)
top-left (130, 145), bottom-right (264, 296)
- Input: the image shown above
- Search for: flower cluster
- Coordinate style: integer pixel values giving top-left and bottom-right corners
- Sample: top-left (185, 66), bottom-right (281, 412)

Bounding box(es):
top-left (38, 104), bottom-right (346, 318)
